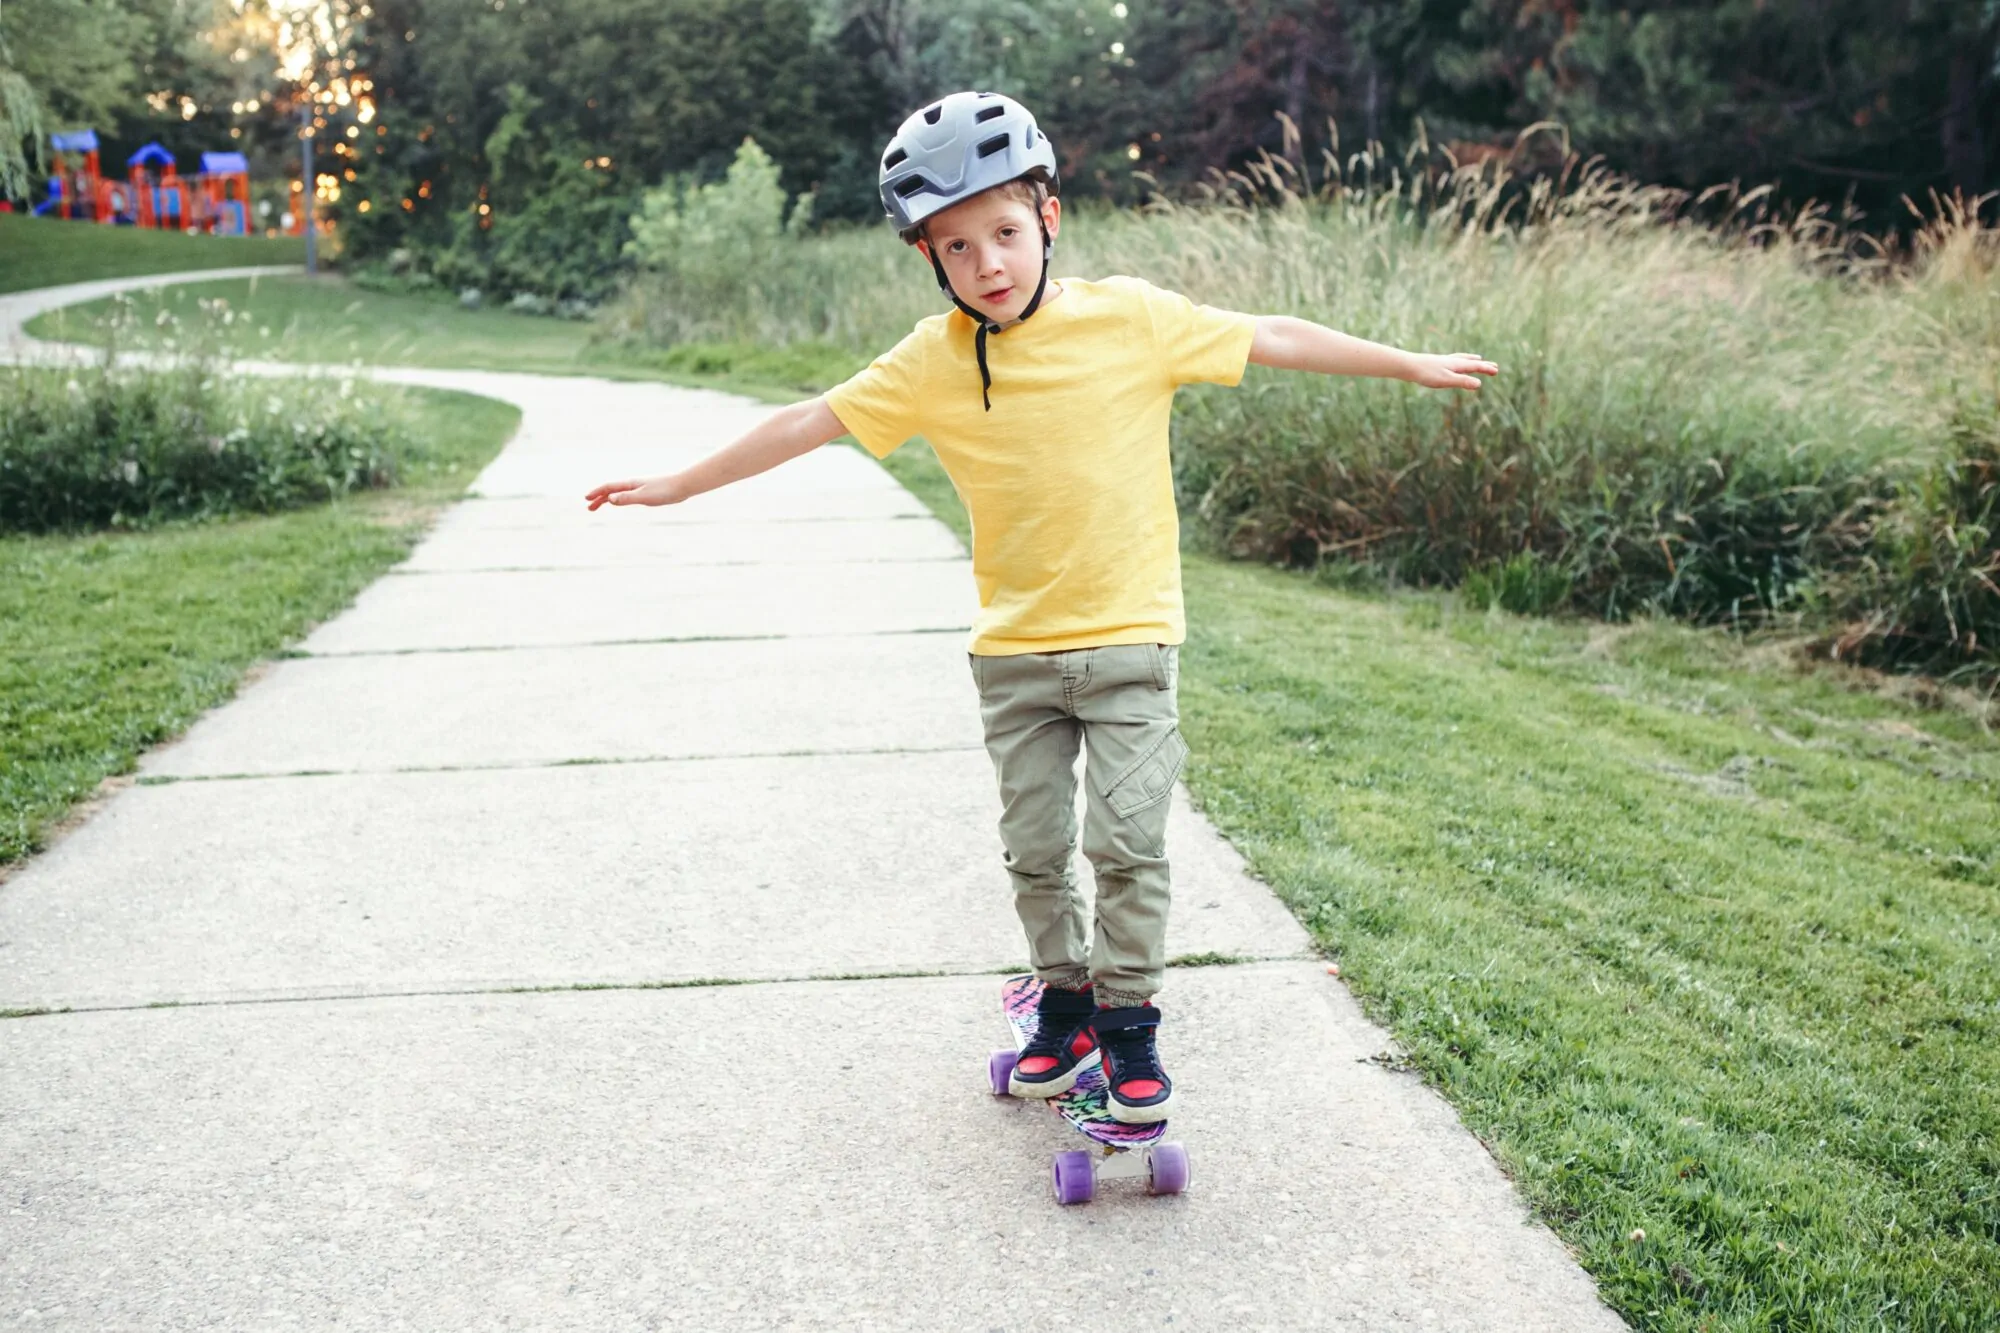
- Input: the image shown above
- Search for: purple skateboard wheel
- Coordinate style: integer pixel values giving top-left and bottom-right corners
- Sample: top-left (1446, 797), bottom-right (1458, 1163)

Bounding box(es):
top-left (1052, 1150), bottom-right (1095, 1205)
top-left (1147, 1141), bottom-right (1190, 1195)
top-left (988, 1049), bottom-right (1019, 1097)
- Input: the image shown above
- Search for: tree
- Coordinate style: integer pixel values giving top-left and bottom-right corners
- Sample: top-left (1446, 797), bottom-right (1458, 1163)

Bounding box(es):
top-left (1, 66), bottom-right (46, 204)
top-left (1379, 0), bottom-right (1997, 223)
top-left (345, 0), bottom-right (896, 293)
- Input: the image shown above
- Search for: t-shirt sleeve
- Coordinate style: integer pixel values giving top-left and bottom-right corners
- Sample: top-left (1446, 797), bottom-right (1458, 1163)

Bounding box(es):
top-left (1138, 279), bottom-right (1258, 387)
top-left (823, 327), bottom-right (929, 459)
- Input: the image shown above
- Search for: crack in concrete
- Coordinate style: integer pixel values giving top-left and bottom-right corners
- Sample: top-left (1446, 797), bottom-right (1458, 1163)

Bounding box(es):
top-left (0, 953), bottom-right (1316, 1021)
top-left (282, 625), bottom-right (974, 658)
top-left (138, 742), bottom-right (989, 785)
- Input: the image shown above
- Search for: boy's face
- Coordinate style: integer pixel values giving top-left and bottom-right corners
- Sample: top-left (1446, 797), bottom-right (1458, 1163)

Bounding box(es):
top-left (915, 189), bottom-right (1063, 324)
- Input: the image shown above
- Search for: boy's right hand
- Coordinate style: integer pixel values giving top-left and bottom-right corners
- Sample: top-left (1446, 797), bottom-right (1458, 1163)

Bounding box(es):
top-left (584, 475), bottom-right (688, 511)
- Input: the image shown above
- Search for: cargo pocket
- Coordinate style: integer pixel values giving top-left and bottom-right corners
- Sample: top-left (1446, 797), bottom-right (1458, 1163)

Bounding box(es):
top-left (1106, 727), bottom-right (1189, 820)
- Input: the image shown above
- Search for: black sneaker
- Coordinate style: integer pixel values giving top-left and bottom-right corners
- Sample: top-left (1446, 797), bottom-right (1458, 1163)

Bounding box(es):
top-left (1093, 1005), bottom-right (1175, 1124)
top-left (1009, 982), bottom-right (1101, 1098)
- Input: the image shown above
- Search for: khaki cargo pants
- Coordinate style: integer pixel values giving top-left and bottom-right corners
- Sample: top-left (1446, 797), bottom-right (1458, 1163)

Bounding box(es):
top-left (968, 642), bottom-right (1187, 1008)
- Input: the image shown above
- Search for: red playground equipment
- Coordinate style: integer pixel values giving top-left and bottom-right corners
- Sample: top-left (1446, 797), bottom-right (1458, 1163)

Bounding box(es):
top-left (197, 152), bottom-right (252, 235)
top-left (127, 142), bottom-right (189, 230)
top-left (33, 133), bottom-right (261, 233)
top-left (36, 129), bottom-right (117, 221)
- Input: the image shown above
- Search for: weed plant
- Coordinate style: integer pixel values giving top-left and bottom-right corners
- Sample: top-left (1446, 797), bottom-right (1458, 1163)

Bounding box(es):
top-left (0, 296), bottom-right (413, 534)
top-left (606, 128), bottom-right (1999, 682)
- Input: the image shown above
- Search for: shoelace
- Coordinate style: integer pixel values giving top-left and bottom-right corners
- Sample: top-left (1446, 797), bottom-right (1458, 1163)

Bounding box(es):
top-left (1023, 999), bottom-right (1092, 1059)
top-left (1098, 1025), bottom-right (1163, 1085)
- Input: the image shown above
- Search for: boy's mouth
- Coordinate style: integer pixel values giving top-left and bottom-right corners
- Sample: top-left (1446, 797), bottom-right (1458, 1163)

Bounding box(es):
top-left (982, 285), bottom-right (1014, 303)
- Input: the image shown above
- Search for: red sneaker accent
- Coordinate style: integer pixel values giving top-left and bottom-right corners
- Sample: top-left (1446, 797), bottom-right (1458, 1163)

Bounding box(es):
top-left (1117, 1079), bottom-right (1163, 1099)
top-left (1068, 1029), bottom-right (1096, 1058)
top-left (1018, 1056), bottom-right (1058, 1075)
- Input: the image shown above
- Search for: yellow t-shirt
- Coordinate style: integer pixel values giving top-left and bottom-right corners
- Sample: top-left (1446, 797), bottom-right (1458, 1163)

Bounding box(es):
top-left (823, 275), bottom-right (1257, 656)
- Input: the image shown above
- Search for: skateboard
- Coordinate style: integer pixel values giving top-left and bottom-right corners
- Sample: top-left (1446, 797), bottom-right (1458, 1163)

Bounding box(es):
top-left (988, 974), bottom-right (1191, 1205)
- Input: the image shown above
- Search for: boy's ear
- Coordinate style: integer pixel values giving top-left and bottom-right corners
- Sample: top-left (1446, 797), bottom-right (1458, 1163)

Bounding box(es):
top-left (1041, 195), bottom-right (1061, 240)
top-left (913, 236), bottom-right (932, 264)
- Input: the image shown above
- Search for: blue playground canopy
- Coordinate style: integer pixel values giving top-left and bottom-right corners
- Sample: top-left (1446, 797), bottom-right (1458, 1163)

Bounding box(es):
top-left (200, 152), bottom-right (250, 175)
top-left (128, 142), bottom-right (176, 169)
top-left (50, 130), bottom-right (100, 153)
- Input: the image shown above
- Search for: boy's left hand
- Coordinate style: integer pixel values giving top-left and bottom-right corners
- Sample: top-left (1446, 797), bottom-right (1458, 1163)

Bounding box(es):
top-left (1408, 353), bottom-right (1499, 391)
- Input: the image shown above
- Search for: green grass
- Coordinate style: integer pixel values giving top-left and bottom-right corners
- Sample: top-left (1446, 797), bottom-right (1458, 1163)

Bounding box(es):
top-left (0, 387), bottom-right (520, 868)
top-left (27, 275), bottom-right (863, 399)
top-left (1180, 564), bottom-right (1996, 1331)
top-left (0, 214), bottom-right (305, 293)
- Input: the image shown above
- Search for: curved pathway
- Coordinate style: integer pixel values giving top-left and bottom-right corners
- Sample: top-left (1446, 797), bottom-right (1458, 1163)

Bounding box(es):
top-left (0, 272), bottom-right (1629, 1330)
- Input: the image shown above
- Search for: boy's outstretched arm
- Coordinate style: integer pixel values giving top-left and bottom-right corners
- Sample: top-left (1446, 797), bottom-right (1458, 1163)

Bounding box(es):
top-left (584, 397), bottom-right (851, 511)
top-left (1247, 316), bottom-right (1498, 390)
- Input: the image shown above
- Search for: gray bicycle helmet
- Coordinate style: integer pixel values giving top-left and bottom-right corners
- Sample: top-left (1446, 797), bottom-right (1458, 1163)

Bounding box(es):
top-left (879, 90), bottom-right (1059, 238)
top-left (878, 91), bottom-right (1062, 411)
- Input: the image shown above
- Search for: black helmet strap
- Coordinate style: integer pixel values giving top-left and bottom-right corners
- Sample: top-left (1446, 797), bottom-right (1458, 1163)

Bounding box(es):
top-left (925, 219), bottom-right (1053, 412)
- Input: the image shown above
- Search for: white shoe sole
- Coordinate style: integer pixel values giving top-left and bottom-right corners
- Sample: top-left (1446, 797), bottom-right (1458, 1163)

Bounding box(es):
top-left (1008, 1048), bottom-right (1101, 1099)
top-left (1105, 1086), bottom-right (1176, 1124)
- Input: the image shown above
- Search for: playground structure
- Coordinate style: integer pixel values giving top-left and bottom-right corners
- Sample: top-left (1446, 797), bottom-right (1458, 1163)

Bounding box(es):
top-left (33, 133), bottom-right (262, 235)
top-left (36, 130), bottom-right (121, 222)
top-left (127, 143), bottom-right (187, 230)
top-left (197, 153), bottom-right (253, 235)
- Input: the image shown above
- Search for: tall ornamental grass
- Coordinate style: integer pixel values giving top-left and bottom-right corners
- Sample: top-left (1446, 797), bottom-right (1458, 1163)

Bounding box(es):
top-left (0, 296), bottom-right (414, 534)
top-left (605, 132), bottom-right (2000, 682)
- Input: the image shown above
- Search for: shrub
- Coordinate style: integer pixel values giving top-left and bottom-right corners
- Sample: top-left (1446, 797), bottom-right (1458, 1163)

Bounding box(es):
top-left (614, 138), bottom-right (819, 344)
top-left (1815, 402), bottom-right (2000, 680)
top-left (0, 300), bottom-right (413, 533)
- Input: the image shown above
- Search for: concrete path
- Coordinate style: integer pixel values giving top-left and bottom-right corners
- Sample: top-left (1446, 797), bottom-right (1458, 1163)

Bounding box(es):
top-left (1, 274), bottom-right (1630, 1330)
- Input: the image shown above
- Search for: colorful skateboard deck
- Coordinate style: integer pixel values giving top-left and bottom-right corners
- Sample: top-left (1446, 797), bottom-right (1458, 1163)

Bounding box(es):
top-left (990, 975), bottom-right (1190, 1203)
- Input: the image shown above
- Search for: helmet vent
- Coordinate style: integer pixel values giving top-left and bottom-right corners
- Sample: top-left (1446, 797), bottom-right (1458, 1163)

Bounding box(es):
top-left (976, 134), bottom-right (1009, 159)
top-left (974, 104), bottom-right (1006, 124)
top-left (893, 175), bottom-right (930, 198)
top-left (883, 148), bottom-right (908, 169)
top-left (922, 103), bottom-right (943, 125)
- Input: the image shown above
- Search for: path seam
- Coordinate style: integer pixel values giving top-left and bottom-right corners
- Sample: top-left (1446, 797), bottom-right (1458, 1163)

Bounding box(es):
top-left (0, 954), bottom-right (1320, 1022)
top-left (138, 742), bottom-right (989, 785)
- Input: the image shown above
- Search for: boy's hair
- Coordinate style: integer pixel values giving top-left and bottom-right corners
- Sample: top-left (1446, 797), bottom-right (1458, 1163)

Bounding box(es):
top-left (907, 176), bottom-right (1051, 248)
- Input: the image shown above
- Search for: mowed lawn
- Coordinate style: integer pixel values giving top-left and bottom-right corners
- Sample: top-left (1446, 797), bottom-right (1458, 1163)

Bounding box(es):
top-left (0, 214), bottom-right (305, 294)
top-left (1180, 563), bottom-right (1997, 1331)
top-left (0, 386), bottom-right (520, 873)
top-left (27, 273), bottom-right (863, 394)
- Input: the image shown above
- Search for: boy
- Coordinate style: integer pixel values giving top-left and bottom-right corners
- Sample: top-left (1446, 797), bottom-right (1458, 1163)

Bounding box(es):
top-left (585, 91), bottom-right (1496, 1123)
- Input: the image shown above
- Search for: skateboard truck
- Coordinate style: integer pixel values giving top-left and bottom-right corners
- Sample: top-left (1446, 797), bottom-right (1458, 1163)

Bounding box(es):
top-left (1049, 1140), bottom-right (1191, 1205)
